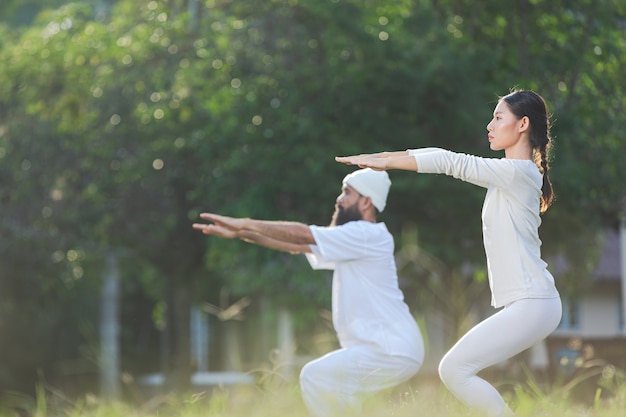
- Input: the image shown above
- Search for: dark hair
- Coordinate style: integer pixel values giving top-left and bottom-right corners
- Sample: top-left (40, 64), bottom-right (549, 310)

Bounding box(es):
top-left (502, 89), bottom-right (554, 214)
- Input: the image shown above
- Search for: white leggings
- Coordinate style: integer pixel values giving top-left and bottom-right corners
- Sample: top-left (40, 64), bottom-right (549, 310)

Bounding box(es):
top-left (438, 297), bottom-right (562, 417)
top-left (300, 345), bottom-right (422, 417)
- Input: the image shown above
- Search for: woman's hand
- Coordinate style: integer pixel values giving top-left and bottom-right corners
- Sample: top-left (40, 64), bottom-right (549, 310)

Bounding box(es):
top-left (335, 155), bottom-right (388, 171)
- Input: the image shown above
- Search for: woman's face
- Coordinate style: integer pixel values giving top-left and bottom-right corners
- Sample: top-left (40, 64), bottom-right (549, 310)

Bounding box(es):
top-left (486, 100), bottom-right (525, 152)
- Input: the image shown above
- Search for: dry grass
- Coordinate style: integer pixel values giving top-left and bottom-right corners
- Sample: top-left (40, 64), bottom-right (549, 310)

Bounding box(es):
top-left (3, 365), bottom-right (624, 417)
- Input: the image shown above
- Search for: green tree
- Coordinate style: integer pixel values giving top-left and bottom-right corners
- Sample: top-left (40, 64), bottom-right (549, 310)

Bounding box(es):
top-left (0, 0), bottom-right (624, 395)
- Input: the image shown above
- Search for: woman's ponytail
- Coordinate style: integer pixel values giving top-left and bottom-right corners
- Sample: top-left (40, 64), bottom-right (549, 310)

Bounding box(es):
top-left (503, 89), bottom-right (554, 214)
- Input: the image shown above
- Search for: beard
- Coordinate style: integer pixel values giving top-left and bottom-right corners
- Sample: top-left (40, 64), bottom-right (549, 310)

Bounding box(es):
top-left (330, 202), bottom-right (362, 227)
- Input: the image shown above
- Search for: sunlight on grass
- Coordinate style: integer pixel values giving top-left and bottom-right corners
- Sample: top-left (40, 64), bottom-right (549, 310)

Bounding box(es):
top-left (2, 365), bottom-right (624, 417)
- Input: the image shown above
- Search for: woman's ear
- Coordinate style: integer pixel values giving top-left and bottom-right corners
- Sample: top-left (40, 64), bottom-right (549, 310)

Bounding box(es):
top-left (518, 116), bottom-right (530, 133)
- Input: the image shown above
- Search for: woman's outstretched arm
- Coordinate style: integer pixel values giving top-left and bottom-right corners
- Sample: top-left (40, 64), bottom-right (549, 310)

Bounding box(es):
top-left (335, 150), bottom-right (417, 172)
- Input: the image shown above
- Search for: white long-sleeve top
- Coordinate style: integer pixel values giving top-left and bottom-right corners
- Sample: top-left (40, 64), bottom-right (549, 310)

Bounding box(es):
top-left (305, 221), bottom-right (424, 361)
top-left (409, 148), bottom-right (560, 308)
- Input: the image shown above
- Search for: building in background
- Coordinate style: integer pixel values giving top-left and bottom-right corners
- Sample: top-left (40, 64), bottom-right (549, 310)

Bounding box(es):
top-left (550, 224), bottom-right (626, 375)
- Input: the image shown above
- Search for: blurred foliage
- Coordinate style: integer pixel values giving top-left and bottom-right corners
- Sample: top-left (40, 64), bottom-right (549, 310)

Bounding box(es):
top-left (0, 0), bottom-right (624, 393)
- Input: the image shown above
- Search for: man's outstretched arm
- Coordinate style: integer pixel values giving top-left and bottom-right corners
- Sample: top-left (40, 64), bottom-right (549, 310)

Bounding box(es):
top-left (197, 212), bottom-right (315, 245)
top-left (238, 230), bottom-right (312, 254)
top-left (193, 213), bottom-right (315, 253)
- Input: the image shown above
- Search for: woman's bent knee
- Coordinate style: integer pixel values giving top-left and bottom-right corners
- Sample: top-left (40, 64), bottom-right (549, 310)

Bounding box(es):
top-left (438, 354), bottom-right (455, 386)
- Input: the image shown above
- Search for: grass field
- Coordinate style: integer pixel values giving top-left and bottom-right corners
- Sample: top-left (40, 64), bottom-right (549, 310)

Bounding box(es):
top-left (3, 365), bottom-right (624, 417)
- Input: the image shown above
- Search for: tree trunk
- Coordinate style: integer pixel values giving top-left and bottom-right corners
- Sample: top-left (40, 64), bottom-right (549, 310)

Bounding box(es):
top-left (164, 280), bottom-right (193, 391)
top-left (518, 0), bottom-right (530, 78)
top-left (187, 0), bottom-right (200, 33)
top-left (223, 321), bottom-right (243, 371)
top-left (100, 251), bottom-right (120, 400)
top-left (619, 214), bottom-right (626, 331)
top-left (277, 308), bottom-right (295, 380)
top-left (190, 305), bottom-right (209, 372)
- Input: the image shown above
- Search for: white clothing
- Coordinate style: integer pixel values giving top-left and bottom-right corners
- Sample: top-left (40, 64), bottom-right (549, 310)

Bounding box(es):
top-left (408, 148), bottom-right (562, 416)
top-left (306, 221), bottom-right (423, 359)
top-left (301, 220), bottom-right (424, 417)
top-left (438, 297), bottom-right (562, 417)
top-left (342, 168), bottom-right (391, 212)
top-left (300, 346), bottom-right (421, 417)
top-left (409, 148), bottom-right (560, 308)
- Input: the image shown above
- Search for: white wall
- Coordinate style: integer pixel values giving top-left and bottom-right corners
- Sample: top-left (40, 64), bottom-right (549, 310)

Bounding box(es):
top-left (579, 294), bottom-right (622, 338)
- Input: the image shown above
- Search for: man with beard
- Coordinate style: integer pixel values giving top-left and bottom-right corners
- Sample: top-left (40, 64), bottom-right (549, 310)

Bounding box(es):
top-left (192, 168), bottom-right (424, 417)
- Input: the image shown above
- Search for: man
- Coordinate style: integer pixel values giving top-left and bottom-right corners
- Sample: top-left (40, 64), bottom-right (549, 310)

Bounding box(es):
top-left (192, 168), bottom-right (423, 417)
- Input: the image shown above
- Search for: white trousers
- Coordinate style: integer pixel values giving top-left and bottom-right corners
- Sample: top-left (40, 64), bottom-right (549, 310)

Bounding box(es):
top-left (438, 297), bottom-right (562, 417)
top-left (300, 345), bottom-right (422, 417)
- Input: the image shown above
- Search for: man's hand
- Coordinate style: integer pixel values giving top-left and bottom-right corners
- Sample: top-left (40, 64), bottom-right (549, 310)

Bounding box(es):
top-left (193, 212), bottom-right (247, 238)
top-left (192, 222), bottom-right (239, 239)
top-left (198, 212), bottom-right (248, 231)
top-left (192, 212), bottom-right (313, 254)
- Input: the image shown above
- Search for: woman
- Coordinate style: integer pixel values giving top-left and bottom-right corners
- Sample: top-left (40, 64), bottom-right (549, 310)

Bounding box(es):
top-left (335, 89), bottom-right (561, 417)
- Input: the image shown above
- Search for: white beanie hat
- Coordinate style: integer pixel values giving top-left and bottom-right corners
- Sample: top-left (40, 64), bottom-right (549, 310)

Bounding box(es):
top-left (342, 168), bottom-right (391, 212)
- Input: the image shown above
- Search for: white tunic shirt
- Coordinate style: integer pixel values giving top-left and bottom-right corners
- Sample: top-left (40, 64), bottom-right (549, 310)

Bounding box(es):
top-left (409, 148), bottom-right (560, 308)
top-left (306, 221), bottom-right (423, 360)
